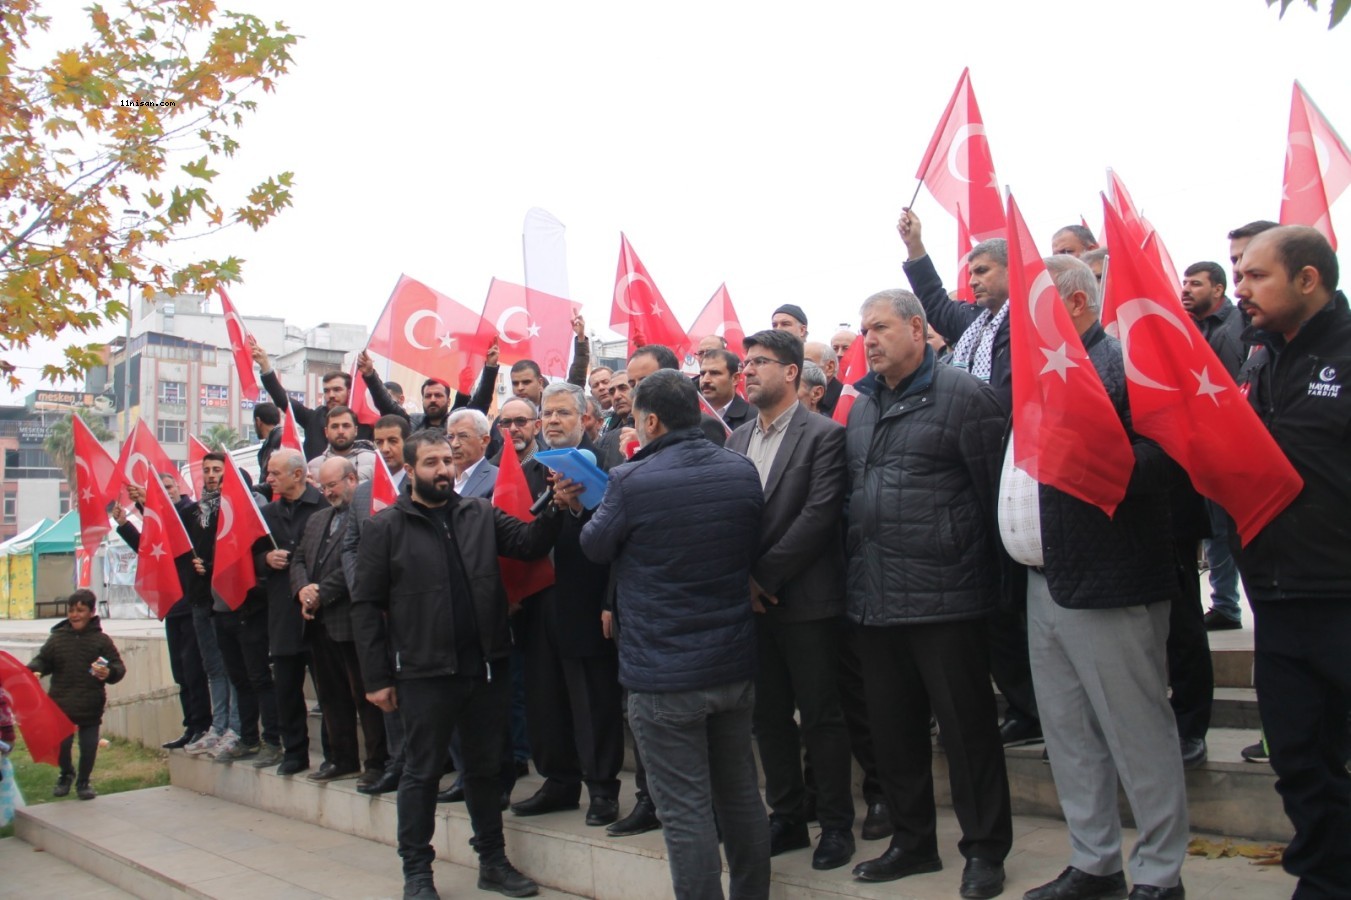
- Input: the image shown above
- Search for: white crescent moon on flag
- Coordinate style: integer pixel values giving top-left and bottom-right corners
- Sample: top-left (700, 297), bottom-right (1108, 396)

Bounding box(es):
top-left (74, 455), bottom-right (92, 483)
top-left (946, 124), bottom-right (986, 184)
top-left (403, 310), bottom-right (446, 351)
top-left (714, 320), bottom-right (742, 339)
top-left (143, 507), bottom-right (162, 534)
top-left (217, 497), bottom-right (235, 541)
top-left (494, 306), bottom-right (533, 345)
top-left (1287, 131), bottom-right (1330, 193)
top-left (1026, 271), bottom-right (1063, 344)
top-left (126, 451), bottom-right (151, 484)
top-left (613, 272), bottom-right (653, 316)
top-left (1115, 297), bottom-right (1193, 392)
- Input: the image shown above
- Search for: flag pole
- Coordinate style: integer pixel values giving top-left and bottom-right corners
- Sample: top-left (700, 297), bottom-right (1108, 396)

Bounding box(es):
top-left (906, 179), bottom-right (924, 211)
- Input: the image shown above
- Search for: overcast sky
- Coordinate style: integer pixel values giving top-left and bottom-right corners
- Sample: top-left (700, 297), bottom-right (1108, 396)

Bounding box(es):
top-left (6, 0), bottom-right (1350, 402)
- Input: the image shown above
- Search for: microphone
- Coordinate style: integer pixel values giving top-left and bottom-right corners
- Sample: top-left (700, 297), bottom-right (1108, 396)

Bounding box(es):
top-left (529, 448), bottom-right (597, 515)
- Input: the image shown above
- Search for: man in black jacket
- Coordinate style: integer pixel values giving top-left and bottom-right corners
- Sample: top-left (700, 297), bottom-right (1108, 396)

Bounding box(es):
top-left (252, 341), bottom-right (354, 460)
top-left (1234, 226), bottom-right (1351, 900)
top-left (844, 289), bottom-right (1010, 899)
top-left (698, 349), bottom-right (754, 431)
top-left (351, 429), bottom-right (569, 900)
top-left (1007, 256), bottom-right (1189, 900)
top-left (357, 348), bottom-right (499, 432)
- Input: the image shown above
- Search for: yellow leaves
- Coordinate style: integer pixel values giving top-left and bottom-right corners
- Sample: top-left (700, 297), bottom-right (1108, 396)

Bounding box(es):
top-left (1186, 837), bottom-right (1285, 865)
top-left (56, 50), bottom-right (87, 79)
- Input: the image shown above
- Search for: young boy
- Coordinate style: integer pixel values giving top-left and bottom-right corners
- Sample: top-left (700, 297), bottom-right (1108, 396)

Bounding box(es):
top-left (27, 590), bottom-right (126, 800)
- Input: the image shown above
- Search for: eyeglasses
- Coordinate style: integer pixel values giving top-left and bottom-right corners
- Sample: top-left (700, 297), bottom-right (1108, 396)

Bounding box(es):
top-left (742, 356), bottom-right (789, 370)
top-left (500, 417), bottom-right (535, 429)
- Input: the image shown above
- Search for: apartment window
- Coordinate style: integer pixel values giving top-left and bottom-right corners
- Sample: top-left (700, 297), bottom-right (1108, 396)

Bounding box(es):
top-left (156, 419), bottom-right (186, 444)
top-left (158, 380), bottom-right (188, 403)
top-left (58, 485), bottom-right (70, 516)
top-left (2, 494), bottom-right (15, 525)
top-left (200, 384), bottom-right (230, 408)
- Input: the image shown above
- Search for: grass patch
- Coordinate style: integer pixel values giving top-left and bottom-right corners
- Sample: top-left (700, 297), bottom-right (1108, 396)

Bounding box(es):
top-left (0, 734), bottom-right (168, 838)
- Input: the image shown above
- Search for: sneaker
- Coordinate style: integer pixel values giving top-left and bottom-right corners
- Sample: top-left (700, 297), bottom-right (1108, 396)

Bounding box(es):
top-left (185, 729), bottom-right (223, 756)
top-left (251, 742), bottom-right (284, 767)
top-left (76, 782), bottom-right (97, 801)
top-left (53, 773), bottom-right (74, 797)
top-left (1242, 735), bottom-right (1270, 763)
top-left (208, 729), bottom-right (240, 758)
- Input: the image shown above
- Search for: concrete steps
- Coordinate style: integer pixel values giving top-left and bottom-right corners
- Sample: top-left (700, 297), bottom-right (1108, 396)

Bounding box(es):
top-left (14, 785), bottom-right (583, 899)
top-left (0, 835), bottom-right (138, 898)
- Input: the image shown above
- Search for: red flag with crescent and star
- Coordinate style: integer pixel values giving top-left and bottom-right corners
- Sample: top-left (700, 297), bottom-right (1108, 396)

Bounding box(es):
top-left (1006, 193), bottom-right (1133, 516)
top-left (0, 650), bottom-right (77, 766)
top-left (279, 409), bottom-right (304, 454)
top-left (187, 435), bottom-right (209, 499)
top-left (71, 414), bottom-right (119, 557)
top-left (367, 275), bottom-right (491, 395)
top-left (831, 334), bottom-right (868, 426)
top-left (1105, 168), bottom-right (1179, 284)
top-left (116, 419), bottom-right (190, 509)
top-left (474, 278), bottom-right (581, 380)
top-left (955, 204), bottom-right (976, 304)
top-left (218, 286), bottom-right (260, 398)
top-left (491, 430), bottom-right (554, 607)
top-left (1281, 80), bottom-right (1351, 249)
top-left (370, 453), bottom-right (398, 514)
top-left (211, 454), bottom-right (272, 610)
top-left (611, 234), bottom-right (692, 360)
top-left (1099, 197), bottom-right (1303, 544)
top-left (348, 360), bottom-right (380, 427)
top-left (915, 68), bottom-right (1006, 241)
top-left (688, 283), bottom-right (746, 355)
top-left (136, 469), bottom-right (193, 620)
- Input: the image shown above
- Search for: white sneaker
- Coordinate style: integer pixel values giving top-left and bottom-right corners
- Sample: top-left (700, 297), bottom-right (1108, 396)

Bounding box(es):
top-left (185, 729), bottom-right (222, 755)
top-left (208, 730), bottom-right (240, 759)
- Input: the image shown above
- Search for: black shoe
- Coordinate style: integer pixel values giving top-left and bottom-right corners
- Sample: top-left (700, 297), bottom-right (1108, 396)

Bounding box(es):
top-left (1202, 609), bottom-right (1241, 631)
top-left (1241, 738), bottom-right (1269, 763)
top-left (851, 846), bottom-right (942, 882)
top-left (586, 796), bottom-right (619, 826)
top-left (812, 828), bottom-right (855, 870)
top-left (356, 768), bottom-right (382, 789)
top-left (358, 770), bottom-right (401, 795)
top-left (437, 783), bottom-right (465, 803)
top-left (477, 859), bottom-right (539, 897)
top-left (307, 761), bottom-right (360, 783)
top-left (769, 815), bottom-right (811, 856)
top-left (961, 857), bottom-right (1005, 899)
top-left (1023, 866), bottom-right (1127, 900)
top-left (161, 728), bottom-right (199, 750)
top-left (1127, 886), bottom-right (1184, 900)
top-left (1180, 738), bottom-right (1207, 769)
top-left (275, 758), bottom-right (310, 777)
top-left (76, 781), bottom-right (96, 801)
top-left (402, 875), bottom-right (438, 900)
top-left (999, 717), bottom-right (1043, 747)
top-left (501, 792), bottom-right (511, 812)
top-left (606, 798), bottom-right (660, 836)
top-left (861, 800), bottom-right (893, 841)
top-left (53, 773), bottom-right (74, 798)
top-left (510, 785), bottom-right (579, 817)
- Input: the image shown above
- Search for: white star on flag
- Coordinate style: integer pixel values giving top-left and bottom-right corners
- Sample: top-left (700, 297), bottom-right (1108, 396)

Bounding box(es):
top-left (149, 543), bottom-right (167, 560)
top-left (1040, 343), bottom-right (1079, 380)
top-left (81, 487), bottom-right (94, 502)
top-left (437, 333), bottom-right (455, 349)
top-left (1192, 367), bottom-right (1226, 405)
top-left (649, 303), bottom-right (663, 317)
top-left (527, 323), bottom-right (541, 338)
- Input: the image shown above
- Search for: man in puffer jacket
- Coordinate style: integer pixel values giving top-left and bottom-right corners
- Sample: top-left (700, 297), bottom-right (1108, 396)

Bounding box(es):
top-left (843, 289), bottom-right (1011, 900)
top-left (581, 369), bottom-right (768, 900)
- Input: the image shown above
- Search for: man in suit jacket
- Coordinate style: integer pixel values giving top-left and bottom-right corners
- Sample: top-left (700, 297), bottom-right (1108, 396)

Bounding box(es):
top-left (699, 349), bottom-right (754, 431)
top-left (728, 329), bottom-right (856, 872)
top-left (448, 409), bottom-right (498, 499)
top-left (292, 457), bottom-right (387, 786)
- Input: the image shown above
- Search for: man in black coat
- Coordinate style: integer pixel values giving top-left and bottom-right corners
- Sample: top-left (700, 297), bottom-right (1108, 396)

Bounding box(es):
top-left (844, 289), bottom-right (1011, 899)
top-left (698, 348), bottom-right (754, 431)
top-left (252, 342), bottom-right (355, 460)
top-left (357, 348), bottom-right (499, 432)
top-left (728, 330), bottom-right (855, 872)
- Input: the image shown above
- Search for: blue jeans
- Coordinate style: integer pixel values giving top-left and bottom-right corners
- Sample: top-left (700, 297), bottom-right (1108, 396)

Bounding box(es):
top-left (191, 606), bottom-right (239, 735)
top-left (1205, 500), bottom-right (1242, 622)
top-left (628, 680), bottom-right (770, 900)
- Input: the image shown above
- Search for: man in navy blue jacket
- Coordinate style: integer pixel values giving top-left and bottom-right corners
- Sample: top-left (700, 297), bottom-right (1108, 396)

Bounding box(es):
top-left (581, 370), bottom-right (768, 900)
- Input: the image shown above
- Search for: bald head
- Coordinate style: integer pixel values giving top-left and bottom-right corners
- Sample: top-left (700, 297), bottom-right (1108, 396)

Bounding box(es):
top-left (317, 457), bottom-right (358, 509)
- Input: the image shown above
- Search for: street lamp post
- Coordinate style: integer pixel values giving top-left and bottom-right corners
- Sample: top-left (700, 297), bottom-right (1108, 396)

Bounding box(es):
top-left (118, 209), bottom-right (147, 441)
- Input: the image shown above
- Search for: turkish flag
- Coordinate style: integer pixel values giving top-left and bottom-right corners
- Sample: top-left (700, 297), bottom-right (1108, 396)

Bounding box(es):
top-left (491, 431), bottom-right (554, 607)
top-left (1105, 168), bottom-right (1179, 284)
top-left (370, 454), bottom-right (399, 514)
top-left (117, 420), bottom-right (190, 506)
top-left (831, 334), bottom-right (868, 426)
top-left (689, 283), bottom-right (746, 355)
top-left (955, 205), bottom-right (976, 304)
top-left (135, 471), bottom-right (193, 620)
top-left (211, 454), bottom-right (272, 610)
top-left (349, 361), bottom-right (380, 427)
top-left (218, 286), bottom-right (260, 398)
top-left (368, 275), bottom-right (490, 395)
top-left (475, 278), bottom-right (581, 380)
top-left (915, 68), bottom-right (1005, 241)
top-left (611, 234), bottom-right (692, 360)
top-left (1100, 197), bottom-right (1303, 544)
top-left (1006, 193), bottom-right (1134, 516)
top-left (279, 409), bottom-right (304, 454)
top-left (1281, 80), bottom-right (1351, 249)
top-left (71, 415), bottom-right (119, 557)
top-left (0, 650), bottom-right (77, 767)
top-left (187, 435), bottom-right (209, 499)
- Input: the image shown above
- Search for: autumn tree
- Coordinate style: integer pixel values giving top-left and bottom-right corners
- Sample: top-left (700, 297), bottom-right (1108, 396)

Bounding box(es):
top-left (1268, 0), bottom-right (1349, 28)
top-left (0, 0), bottom-right (297, 390)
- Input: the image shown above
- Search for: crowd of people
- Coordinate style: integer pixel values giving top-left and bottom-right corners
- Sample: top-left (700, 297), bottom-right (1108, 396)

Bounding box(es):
top-left (68, 215), bottom-right (1348, 900)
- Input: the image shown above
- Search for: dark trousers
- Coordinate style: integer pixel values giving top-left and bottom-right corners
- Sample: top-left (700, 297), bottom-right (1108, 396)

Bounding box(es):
top-left (165, 613), bottom-right (211, 733)
top-left (309, 622), bottom-right (387, 772)
top-left (986, 606), bottom-right (1039, 726)
top-left (520, 606), bottom-right (624, 802)
top-left (383, 709), bottom-right (404, 776)
top-left (754, 614), bottom-right (854, 831)
top-left (271, 652), bottom-right (311, 763)
top-left (835, 619), bottom-right (884, 805)
top-left (58, 723), bottom-right (100, 784)
top-left (1253, 598), bottom-right (1351, 900)
top-left (214, 610), bottom-right (279, 748)
top-left (397, 672), bottom-right (512, 878)
top-left (857, 619), bottom-right (1013, 862)
top-left (1167, 543), bottom-right (1214, 742)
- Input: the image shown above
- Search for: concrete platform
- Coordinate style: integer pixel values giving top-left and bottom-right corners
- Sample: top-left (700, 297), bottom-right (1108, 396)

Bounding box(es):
top-left (165, 750), bottom-right (1296, 899)
top-left (0, 834), bottom-right (137, 898)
